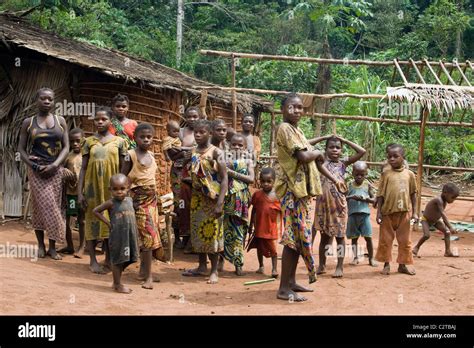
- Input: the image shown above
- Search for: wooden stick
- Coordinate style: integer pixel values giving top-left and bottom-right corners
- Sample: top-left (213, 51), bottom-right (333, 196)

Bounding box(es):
top-left (415, 108), bottom-right (429, 231)
top-left (455, 61), bottom-right (472, 86)
top-left (393, 59), bottom-right (408, 85)
top-left (194, 86), bottom-right (386, 100)
top-left (244, 278), bottom-right (276, 286)
top-left (410, 58), bottom-right (426, 84)
top-left (231, 54), bottom-right (238, 129)
top-left (363, 161), bottom-right (474, 173)
top-left (271, 111), bottom-right (474, 128)
top-left (423, 59), bottom-right (443, 85)
top-left (269, 111), bottom-right (276, 157)
top-left (199, 50), bottom-right (470, 68)
top-left (439, 61), bottom-right (457, 85)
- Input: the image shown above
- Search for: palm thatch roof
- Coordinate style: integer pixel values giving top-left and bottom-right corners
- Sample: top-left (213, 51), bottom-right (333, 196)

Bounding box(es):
top-left (387, 83), bottom-right (474, 114)
top-left (0, 13), bottom-right (273, 113)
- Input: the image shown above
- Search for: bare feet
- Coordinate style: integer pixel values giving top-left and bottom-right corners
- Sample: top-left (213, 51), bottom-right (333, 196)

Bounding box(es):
top-left (277, 290), bottom-right (307, 302)
top-left (256, 266), bottom-right (264, 274)
top-left (73, 246), bottom-right (85, 259)
top-left (316, 265), bottom-right (326, 275)
top-left (100, 261), bottom-right (112, 273)
top-left (290, 283), bottom-right (313, 292)
top-left (46, 249), bottom-right (62, 260)
top-left (114, 284), bottom-right (132, 294)
top-left (207, 272), bottom-right (218, 284)
top-left (137, 274), bottom-right (160, 282)
top-left (37, 246), bottom-right (46, 258)
top-left (89, 263), bottom-right (106, 274)
top-left (412, 247), bottom-right (419, 257)
top-left (141, 278), bottom-right (154, 290)
top-left (381, 264), bottom-right (390, 275)
top-left (271, 270), bottom-right (279, 279)
top-left (182, 268), bottom-right (207, 277)
top-left (350, 257), bottom-right (359, 265)
top-left (444, 251), bottom-right (459, 257)
top-left (398, 264), bottom-right (416, 275)
top-left (58, 247), bottom-right (74, 255)
top-left (235, 266), bottom-right (244, 276)
top-left (369, 258), bottom-right (378, 267)
top-left (332, 266), bottom-right (343, 278)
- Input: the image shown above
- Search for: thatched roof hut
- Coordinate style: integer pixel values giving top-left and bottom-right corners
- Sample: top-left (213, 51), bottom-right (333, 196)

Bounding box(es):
top-left (0, 14), bottom-right (272, 217)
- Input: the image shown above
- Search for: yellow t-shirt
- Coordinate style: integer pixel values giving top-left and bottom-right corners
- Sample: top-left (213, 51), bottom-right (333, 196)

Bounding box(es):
top-left (377, 167), bottom-right (417, 215)
top-left (274, 122), bottom-right (322, 199)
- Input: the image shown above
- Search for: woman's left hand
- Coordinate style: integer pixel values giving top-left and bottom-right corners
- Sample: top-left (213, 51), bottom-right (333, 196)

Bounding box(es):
top-left (39, 164), bottom-right (58, 177)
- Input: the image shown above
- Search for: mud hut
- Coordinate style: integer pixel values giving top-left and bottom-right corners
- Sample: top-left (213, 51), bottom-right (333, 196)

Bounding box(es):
top-left (0, 14), bottom-right (272, 217)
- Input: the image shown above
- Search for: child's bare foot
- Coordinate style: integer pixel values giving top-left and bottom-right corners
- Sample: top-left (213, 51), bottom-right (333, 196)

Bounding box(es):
top-left (381, 264), bottom-right (390, 275)
top-left (350, 257), bottom-right (359, 265)
top-left (58, 247), bottom-right (74, 255)
top-left (141, 278), bottom-right (154, 290)
top-left (114, 284), bottom-right (132, 294)
top-left (207, 272), bottom-right (218, 284)
top-left (137, 274), bottom-right (160, 282)
top-left (235, 266), bottom-right (244, 276)
top-left (290, 283), bottom-right (313, 292)
top-left (412, 246), bottom-right (420, 257)
top-left (271, 270), bottom-right (279, 279)
top-left (369, 258), bottom-right (378, 267)
top-left (332, 266), bottom-right (343, 278)
top-left (398, 264), bottom-right (416, 275)
top-left (73, 247), bottom-right (84, 259)
top-left (256, 266), bottom-right (264, 274)
top-left (277, 289), bottom-right (307, 302)
top-left (37, 246), bottom-right (46, 258)
top-left (218, 256), bottom-right (224, 272)
top-left (89, 263), bottom-right (106, 274)
top-left (316, 265), bottom-right (326, 275)
top-left (444, 251), bottom-right (459, 257)
top-left (46, 249), bottom-right (62, 260)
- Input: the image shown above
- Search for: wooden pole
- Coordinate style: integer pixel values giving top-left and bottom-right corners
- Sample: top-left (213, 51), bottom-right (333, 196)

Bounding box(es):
top-left (231, 54), bottom-right (237, 129)
top-left (272, 110), bottom-right (474, 128)
top-left (269, 111), bottom-right (276, 157)
top-left (415, 108), bottom-right (429, 231)
top-left (176, 0), bottom-right (184, 68)
top-left (199, 50), bottom-right (470, 68)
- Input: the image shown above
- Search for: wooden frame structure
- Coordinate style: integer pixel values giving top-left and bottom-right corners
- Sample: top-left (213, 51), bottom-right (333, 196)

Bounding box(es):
top-left (200, 49), bottom-right (474, 223)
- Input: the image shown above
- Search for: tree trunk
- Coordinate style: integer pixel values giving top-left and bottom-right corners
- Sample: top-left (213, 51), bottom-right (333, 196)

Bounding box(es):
top-left (176, 0), bottom-right (184, 68)
top-left (312, 37), bottom-right (332, 137)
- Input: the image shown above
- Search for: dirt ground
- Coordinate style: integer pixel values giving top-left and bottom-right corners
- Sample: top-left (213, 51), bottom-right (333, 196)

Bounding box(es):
top-left (0, 193), bottom-right (473, 315)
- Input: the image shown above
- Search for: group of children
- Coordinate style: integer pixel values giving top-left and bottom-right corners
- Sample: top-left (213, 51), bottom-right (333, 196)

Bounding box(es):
top-left (47, 90), bottom-right (461, 297)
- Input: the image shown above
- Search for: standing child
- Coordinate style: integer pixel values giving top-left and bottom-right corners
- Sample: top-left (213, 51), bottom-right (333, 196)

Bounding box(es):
top-left (93, 174), bottom-right (139, 294)
top-left (211, 119), bottom-right (227, 150)
top-left (122, 123), bottom-right (163, 289)
top-left (311, 135), bottom-right (366, 278)
top-left (223, 133), bottom-right (254, 276)
top-left (109, 94), bottom-right (138, 150)
top-left (182, 120), bottom-right (228, 284)
top-left (59, 128), bottom-right (85, 258)
top-left (375, 143), bottom-right (417, 276)
top-left (247, 167), bottom-right (281, 278)
top-left (413, 183), bottom-right (460, 258)
top-left (346, 161), bottom-right (377, 266)
top-left (275, 93), bottom-right (344, 302)
top-left (78, 107), bottom-right (127, 274)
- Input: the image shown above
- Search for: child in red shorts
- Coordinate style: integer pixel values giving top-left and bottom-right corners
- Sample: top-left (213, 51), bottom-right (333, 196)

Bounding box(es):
top-left (247, 167), bottom-right (282, 278)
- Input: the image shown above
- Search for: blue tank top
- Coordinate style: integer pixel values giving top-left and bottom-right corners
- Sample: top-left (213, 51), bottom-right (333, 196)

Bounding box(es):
top-left (347, 180), bottom-right (371, 215)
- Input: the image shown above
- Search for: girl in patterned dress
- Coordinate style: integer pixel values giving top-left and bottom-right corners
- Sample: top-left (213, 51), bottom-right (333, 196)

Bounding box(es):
top-left (182, 120), bottom-right (228, 284)
top-left (223, 133), bottom-right (254, 276)
top-left (310, 135), bottom-right (366, 278)
top-left (78, 107), bottom-right (127, 274)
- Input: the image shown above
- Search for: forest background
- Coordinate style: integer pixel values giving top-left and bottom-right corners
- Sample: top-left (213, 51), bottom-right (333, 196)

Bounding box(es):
top-left (1, 0), bottom-right (473, 174)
